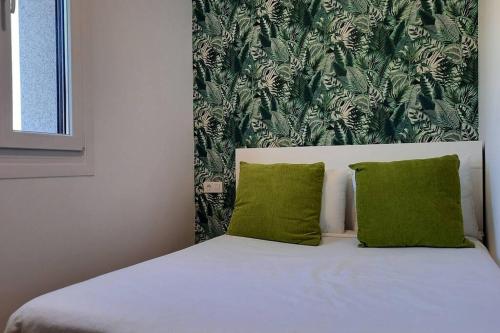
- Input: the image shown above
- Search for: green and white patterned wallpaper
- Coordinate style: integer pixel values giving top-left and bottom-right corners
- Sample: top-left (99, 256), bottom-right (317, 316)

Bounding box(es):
top-left (193, 0), bottom-right (478, 242)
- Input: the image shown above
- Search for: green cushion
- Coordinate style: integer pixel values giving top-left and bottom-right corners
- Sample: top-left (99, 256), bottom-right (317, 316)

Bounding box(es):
top-left (227, 162), bottom-right (324, 246)
top-left (350, 155), bottom-right (473, 248)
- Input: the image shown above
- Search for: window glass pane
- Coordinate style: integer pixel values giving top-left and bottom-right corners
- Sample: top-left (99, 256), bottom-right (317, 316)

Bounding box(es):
top-left (11, 0), bottom-right (67, 134)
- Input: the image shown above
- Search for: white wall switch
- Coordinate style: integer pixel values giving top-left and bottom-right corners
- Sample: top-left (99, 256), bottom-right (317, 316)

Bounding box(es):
top-left (203, 181), bottom-right (223, 194)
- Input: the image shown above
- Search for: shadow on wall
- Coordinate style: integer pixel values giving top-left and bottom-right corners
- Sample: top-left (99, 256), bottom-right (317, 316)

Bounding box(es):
top-left (192, 0), bottom-right (479, 242)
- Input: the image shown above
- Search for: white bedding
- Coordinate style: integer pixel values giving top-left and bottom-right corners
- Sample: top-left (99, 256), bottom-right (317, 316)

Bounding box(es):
top-left (5, 235), bottom-right (500, 333)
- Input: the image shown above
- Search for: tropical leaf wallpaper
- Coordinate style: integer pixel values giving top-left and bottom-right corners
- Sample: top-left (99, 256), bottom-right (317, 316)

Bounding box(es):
top-left (193, 0), bottom-right (478, 242)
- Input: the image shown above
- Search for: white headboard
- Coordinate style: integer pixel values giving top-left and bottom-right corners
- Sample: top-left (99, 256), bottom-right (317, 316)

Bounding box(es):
top-left (235, 141), bottom-right (484, 233)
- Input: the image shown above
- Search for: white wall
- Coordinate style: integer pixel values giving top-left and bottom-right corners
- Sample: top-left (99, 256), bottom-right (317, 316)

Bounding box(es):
top-left (479, 0), bottom-right (500, 263)
top-left (0, 0), bottom-right (194, 328)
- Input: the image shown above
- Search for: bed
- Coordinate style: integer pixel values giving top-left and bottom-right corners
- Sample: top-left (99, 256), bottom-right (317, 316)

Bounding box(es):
top-left (5, 141), bottom-right (500, 333)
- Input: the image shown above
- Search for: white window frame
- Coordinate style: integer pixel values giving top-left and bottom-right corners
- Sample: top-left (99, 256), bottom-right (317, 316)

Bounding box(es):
top-left (0, 0), bottom-right (93, 179)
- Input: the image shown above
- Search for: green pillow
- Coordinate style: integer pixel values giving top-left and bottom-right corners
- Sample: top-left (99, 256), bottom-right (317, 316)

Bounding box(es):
top-left (350, 155), bottom-right (473, 248)
top-left (227, 162), bottom-right (324, 246)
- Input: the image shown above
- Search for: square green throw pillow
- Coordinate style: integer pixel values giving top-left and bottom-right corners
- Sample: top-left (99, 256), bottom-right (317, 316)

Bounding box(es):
top-left (350, 155), bottom-right (473, 248)
top-left (227, 162), bottom-right (324, 246)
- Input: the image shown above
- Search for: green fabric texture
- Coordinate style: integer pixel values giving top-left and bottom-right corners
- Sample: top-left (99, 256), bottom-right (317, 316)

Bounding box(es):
top-left (350, 155), bottom-right (473, 248)
top-left (227, 162), bottom-right (325, 246)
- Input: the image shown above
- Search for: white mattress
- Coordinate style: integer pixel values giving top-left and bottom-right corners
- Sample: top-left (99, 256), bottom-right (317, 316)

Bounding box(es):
top-left (5, 235), bottom-right (500, 333)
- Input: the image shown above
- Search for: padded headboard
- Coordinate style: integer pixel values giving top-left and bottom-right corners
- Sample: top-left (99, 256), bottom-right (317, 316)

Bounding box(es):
top-left (235, 141), bottom-right (484, 233)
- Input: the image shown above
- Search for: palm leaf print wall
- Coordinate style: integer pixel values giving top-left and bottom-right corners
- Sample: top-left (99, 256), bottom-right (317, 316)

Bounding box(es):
top-left (193, 0), bottom-right (478, 242)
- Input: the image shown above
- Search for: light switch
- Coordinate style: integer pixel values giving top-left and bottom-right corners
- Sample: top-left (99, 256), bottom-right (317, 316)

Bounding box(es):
top-left (203, 182), bottom-right (223, 194)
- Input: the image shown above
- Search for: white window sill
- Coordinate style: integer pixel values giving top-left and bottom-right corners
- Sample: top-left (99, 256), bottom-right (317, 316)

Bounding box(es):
top-left (0, 139), bottom-right (94, 179)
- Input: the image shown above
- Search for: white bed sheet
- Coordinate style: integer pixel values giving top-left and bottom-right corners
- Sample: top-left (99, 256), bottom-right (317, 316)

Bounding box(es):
top-left (5, 235), bottom-right (500, 333)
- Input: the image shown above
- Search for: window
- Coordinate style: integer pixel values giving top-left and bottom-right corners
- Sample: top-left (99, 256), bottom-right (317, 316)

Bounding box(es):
top-left (1, 0), bottom-right (82, 150)
top-left (12, 0), bottom-right (69, 134)
top-left (0, 0), bottom-right (92, 178)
